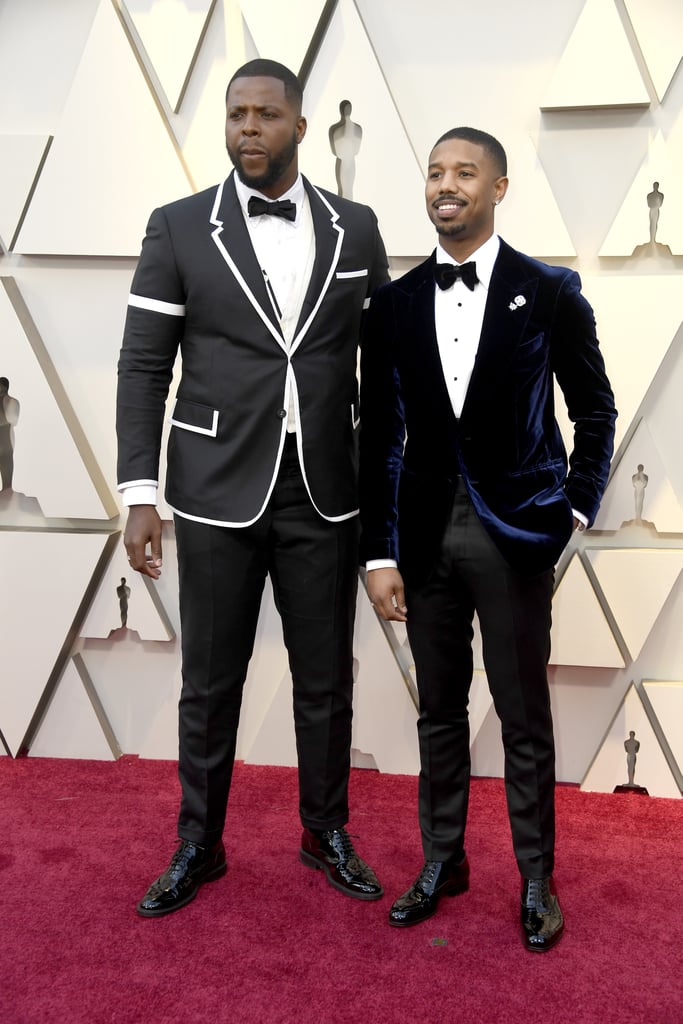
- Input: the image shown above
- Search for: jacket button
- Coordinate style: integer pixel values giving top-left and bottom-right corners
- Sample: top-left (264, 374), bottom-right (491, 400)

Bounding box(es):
top-left (276, 409), bottom-right (287, 419)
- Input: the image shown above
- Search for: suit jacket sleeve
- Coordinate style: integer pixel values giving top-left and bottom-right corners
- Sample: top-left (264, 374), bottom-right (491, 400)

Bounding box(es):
top-left (551, 271), bottom-right (617, 525)
top-left (116, 207), bottom-right (185, 488)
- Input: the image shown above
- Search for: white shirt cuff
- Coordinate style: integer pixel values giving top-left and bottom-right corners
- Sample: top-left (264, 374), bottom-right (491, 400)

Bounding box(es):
top-left (366, 559), bottom-right (398, 571)
top-left (572, 509), bottom-right (588, 530)
top-left (121, 484), bottom-right (158, 506)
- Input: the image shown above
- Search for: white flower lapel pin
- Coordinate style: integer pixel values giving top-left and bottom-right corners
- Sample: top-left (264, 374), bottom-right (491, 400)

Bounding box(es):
top-left (508, 295), bottom-right (526, 312)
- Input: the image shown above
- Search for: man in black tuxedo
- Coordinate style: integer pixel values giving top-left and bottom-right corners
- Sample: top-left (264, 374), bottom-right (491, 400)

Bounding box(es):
top-left (117, 59), bottom-right (389, 917)
top-left (359, 127), bottom-right (616, 951)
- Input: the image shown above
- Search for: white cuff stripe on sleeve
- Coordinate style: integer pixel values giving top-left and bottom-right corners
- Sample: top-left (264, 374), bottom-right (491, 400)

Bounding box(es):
top-left (129, 293), bottom-right (186, 316)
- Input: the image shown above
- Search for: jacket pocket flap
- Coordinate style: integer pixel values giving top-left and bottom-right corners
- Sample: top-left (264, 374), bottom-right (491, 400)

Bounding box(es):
top-left (170, 399), bottom-right (219, 437)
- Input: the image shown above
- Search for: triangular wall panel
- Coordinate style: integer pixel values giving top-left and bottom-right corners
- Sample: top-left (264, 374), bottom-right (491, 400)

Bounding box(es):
top-left (582, 682), bottom-right (680, 797)
top-left (0, 279), bottom-right (114, 520)
top-left (300, 0), bottom-right (433, 256)
top-left (588, 549), bottom-right (683, 661)
top-left (168, 0), bottom-right (248, 192)
top-left (594, 419), bottom-right (683, 532)
top-left (122, 0), bottom-right (216, 113)
top-left (541, 0), bottom-right (650, 110)
top-left (81, 545), bottom-right (174, 641)
top-left (0, 135), bottom-right (51, 250)
top-left (14, 0), bottom-right (192, 256)
top-left (495, 135), bottom-right (576, 259)
top-left (240, 0), bottom-right (330, 80)
top-left (83, 644), bottom-right (182, 759)
top-left (643, 679), bottom-right (683, 777)
top-left (28, 658), bottom-right (116, 760)
top-left (550, 554), bottom-right (624, 668)
top-left (624, 0), bottom-right (683, 101)
top-left (0, 532), bottom-right (110, 755)
top-left (599, 132), bottom-right (683, 256)
top-left (570, 274), bottom-right (682, 454)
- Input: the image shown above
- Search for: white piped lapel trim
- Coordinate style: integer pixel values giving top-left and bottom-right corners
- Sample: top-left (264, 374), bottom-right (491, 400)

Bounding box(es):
top-left (209, 180), bottom-right (287, 353)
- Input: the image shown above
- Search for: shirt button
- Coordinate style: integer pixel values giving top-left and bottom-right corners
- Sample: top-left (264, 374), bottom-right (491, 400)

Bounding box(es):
top-left (276, 409), bottom-right (287, 419)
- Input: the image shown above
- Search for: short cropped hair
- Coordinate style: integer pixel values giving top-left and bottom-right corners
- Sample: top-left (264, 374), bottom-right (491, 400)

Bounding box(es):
top-left (433, 127), bottom-right (507, 177)
top-left (226, 59), bottom-right (303, 113)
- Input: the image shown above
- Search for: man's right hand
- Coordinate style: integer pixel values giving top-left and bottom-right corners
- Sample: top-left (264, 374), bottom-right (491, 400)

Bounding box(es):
top-left (124, 505), bottom-right (163, 579)
top-left (366, 567), bottom-right (407, 622)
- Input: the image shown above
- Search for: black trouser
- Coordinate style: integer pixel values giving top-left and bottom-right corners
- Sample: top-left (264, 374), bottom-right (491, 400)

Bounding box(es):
top-left (174, 439), bottom-right (359, 844)
top-left (405, 479), bottom-right (556, 879)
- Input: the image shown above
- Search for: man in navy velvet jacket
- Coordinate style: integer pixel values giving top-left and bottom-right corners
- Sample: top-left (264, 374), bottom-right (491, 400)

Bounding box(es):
top-left (359, 127), bottom-right (616, 951)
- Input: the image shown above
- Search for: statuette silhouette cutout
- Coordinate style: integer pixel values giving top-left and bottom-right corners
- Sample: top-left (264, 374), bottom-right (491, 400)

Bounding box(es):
top-left (625, 730), bottom-right (639, 784)
top-left (621, 464), bottom-right (655, 530)
top-left (632, 464), bottom-right (648, 522)
top-left (0, 377), bottom-right (20, 492)
top-left (631, 180), bottom-right (671, 258)
top-left (647, 182), bottom-right (664, 244)
top-left (614, 730), bottom-right (649, 795)
top-left (117, 576), bottom-right (131, 628)
top-left (329, 100), bottom-right (362, 200)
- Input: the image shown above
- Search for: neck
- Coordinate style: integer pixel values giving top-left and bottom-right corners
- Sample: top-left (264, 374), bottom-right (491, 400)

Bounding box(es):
top-left (439, 230), bottom-right (494, 263)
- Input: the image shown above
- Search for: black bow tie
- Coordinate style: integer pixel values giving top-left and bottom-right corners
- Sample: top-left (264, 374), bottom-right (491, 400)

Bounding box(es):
top-left (247, 196), bottom-right (297, 222)
top-left (433, 261), bottom-right (478, 291)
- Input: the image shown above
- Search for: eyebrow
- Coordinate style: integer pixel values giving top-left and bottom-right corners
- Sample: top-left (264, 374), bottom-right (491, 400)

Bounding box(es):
top-left (427, 159), bottom-right (479, 172)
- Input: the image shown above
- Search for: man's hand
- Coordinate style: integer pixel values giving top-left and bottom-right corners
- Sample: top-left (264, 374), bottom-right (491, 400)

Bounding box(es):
top-left (124, 505), bottom-right (163, 579)
top-left (366, 567), bottom-right (407, 622)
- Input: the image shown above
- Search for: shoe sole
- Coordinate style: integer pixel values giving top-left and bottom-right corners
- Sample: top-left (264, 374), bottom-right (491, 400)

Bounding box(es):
top-left (299, 848), bottom-right (384, 901)
top-left (136, 861), bottom-right (227, 918)
top-left (388, 879), bottom-right (469, 928)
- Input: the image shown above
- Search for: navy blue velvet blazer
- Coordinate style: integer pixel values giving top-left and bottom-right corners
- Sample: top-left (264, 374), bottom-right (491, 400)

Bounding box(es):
top-left (359, 240), bottom-right (617, 580)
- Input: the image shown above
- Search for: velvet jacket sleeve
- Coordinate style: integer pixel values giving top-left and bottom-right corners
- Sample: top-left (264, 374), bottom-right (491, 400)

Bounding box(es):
top-left (551, 271), bottom-right (617, 526)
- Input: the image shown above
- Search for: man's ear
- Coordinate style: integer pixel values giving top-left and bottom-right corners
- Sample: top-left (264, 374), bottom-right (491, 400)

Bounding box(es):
top-left (494, 176), bottom-right (509, 206)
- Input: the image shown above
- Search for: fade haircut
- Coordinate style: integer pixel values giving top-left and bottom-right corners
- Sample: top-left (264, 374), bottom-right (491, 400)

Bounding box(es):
top-left (433, 127), bottom-right (507, 177)
top-left (226, 59), bottom-right (303, 114)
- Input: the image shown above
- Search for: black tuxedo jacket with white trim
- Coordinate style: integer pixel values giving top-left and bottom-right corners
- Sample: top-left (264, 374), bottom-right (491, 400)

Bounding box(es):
top-left (116, 172), bottom-right (389, 526)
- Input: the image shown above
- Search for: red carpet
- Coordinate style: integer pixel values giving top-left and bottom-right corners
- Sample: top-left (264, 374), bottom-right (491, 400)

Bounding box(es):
top-left (1, 757), bottom-right (681, 1024)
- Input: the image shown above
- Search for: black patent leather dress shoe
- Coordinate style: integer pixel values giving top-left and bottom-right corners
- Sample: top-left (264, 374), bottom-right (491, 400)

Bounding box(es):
top-left (521, 876), bottom-right (564, 952)
top-left (137, 839), bottom-right (227, 918)
top-left (299, 827), bottom-right (383, 900)
top-left (388, 854), bottom-right (470, 927)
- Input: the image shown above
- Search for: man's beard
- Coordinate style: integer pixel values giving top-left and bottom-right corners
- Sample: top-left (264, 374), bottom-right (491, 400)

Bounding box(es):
top-left (434, 220), bottom-right (465, 238)
top-left (227, 133), bottom-right (298, 192)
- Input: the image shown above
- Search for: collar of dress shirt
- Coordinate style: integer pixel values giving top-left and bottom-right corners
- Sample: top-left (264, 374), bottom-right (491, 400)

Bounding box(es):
top-left (233, 171), bottom-right (305, 226)
top-left (435, 233), bottom-right (500, 290)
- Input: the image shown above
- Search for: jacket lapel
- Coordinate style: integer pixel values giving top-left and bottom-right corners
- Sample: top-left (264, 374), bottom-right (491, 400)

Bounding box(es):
top-left (461, 239), bottom-right (539, 418)
top-left (289, 178), bottom-right (344, 354)
top-left (209, 173), bottom-right (285, 348)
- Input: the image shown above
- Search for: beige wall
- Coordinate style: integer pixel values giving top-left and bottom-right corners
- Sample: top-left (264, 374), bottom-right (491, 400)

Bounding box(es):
top-left (0, 0), bottom-right (681, 797)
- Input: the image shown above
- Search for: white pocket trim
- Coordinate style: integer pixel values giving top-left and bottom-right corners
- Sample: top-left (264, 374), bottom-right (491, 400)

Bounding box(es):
top-left (336, 269), bottom-right (368, 279)
top-left (169, 408), bottom-right (219, 437)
